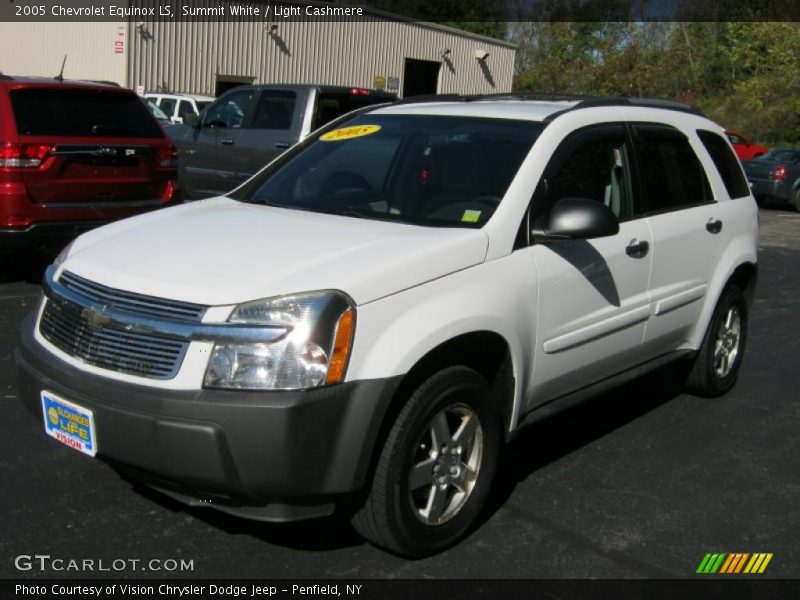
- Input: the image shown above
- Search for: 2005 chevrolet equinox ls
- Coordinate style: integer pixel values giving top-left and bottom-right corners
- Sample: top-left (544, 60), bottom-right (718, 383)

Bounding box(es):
top-left (16, 95), bottom-right (758, 557)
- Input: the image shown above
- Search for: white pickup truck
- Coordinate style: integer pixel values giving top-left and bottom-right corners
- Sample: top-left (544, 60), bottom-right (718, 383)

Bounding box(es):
top-left (16, 95), bottom-right (758, 557)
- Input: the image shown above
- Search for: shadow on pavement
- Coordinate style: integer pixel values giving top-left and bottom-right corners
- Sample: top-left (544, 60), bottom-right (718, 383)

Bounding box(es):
top-left (129, 483), bottom-right (364, 551)
top-left (477, 363), bottom-right (688, 528)
top-left (0, 253), bottom-right (49, 284)
top-left (125, 363), bottom-right (689, 554)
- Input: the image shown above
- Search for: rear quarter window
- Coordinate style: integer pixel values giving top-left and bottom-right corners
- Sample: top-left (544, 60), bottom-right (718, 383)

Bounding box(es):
top-left (697, 130), bottom-right (751, 199)
top-left (9, 88), bottom-right (163, 138)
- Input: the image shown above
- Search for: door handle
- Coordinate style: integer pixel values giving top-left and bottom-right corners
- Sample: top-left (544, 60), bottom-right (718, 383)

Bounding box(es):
top-left (626, 239), bottom-right (649, 258)
top-left (275, 142), bottom-right (290, 149)
top-left (706, 218), bottom-right (723, 234)
top-left (220, 138), bottom-right (235, 146)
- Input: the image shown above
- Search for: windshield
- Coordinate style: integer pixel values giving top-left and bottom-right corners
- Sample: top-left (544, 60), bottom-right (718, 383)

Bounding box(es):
top-left (229, 114), bottom-right (543, 228)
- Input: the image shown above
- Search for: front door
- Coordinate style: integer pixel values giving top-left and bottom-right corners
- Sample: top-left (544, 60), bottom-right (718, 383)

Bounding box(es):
top-left (526, 124), bottom-right (653, 407)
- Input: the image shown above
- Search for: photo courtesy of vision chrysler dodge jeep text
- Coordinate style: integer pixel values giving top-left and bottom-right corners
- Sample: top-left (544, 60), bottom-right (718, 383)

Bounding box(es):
top-left (15, 94), bottom-right (758, 557)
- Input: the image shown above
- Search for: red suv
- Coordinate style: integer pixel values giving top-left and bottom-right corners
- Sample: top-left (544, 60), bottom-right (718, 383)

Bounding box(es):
top-left (0, 75), bottom-right (179, 256)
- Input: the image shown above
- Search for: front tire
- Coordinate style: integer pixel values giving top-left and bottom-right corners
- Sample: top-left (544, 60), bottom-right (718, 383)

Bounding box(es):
top-left (349, 366), bottom-right (501, 558)
top-left (685, 285), bottom-right (748, 397)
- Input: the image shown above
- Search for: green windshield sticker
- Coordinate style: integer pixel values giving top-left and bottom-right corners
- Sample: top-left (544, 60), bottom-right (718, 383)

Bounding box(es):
top-left (461, 210), bottom-right (482, 223)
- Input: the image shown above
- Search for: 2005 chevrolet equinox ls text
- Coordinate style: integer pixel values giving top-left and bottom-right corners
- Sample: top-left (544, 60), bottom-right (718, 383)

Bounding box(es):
top-left (15, 95), bottom-right (758, 558)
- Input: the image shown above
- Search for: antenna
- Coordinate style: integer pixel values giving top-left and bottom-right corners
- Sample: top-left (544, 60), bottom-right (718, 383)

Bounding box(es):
top-left (55, 55), bottom-right (67, 82)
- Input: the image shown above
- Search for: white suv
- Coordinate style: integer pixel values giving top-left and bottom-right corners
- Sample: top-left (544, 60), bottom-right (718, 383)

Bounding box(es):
top-left (15, 95), bottom-right (758, 557)
top-left (144, 92), bottom-right (214, 124)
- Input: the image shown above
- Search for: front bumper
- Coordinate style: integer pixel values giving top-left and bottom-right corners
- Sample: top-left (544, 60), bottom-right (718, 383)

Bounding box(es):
top-left (15, 311), bottom-right (400, 521)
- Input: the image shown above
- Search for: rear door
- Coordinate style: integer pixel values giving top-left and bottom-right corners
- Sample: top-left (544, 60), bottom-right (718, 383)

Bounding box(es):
top-left (634, 123), bottom-right (726, 355)
top-left (177, 87), bottom-right (255, 198)
top-left (8, 86), bottom-right (175, 206)
top-left (218, 88), bottom-right (305, 188)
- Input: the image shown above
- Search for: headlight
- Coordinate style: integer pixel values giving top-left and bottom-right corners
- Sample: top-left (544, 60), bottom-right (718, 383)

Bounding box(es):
top-left (203, 291), bottom-right (355, 390)
top-left (52, 240), bottom-right (75, 271)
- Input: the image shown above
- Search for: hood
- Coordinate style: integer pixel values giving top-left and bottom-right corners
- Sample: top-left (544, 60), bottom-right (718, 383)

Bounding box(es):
top-left (63, 197), bottom-right (489, 306)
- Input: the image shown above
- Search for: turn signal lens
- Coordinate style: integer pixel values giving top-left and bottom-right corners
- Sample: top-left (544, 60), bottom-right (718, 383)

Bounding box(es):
top-left (326, 308), bottom-right (354, 384)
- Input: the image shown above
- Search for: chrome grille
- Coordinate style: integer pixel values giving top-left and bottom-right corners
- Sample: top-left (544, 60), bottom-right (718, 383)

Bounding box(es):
top-left (59, 270), bottom-right (206, 322)
top-left (40, 300), bottom-right (188, 379)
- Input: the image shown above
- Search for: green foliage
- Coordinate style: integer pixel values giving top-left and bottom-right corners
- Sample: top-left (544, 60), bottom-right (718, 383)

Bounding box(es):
top-left (512, 22), bottom-right (800, 145)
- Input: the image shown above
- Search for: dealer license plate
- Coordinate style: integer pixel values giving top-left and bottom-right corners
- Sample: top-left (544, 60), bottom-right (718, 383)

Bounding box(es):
top-left (41, 391), bottom-right (97, 457)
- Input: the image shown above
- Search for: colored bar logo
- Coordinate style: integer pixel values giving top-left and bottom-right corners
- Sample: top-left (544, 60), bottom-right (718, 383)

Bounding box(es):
top-left (697, 553), bottom-right (773, 574)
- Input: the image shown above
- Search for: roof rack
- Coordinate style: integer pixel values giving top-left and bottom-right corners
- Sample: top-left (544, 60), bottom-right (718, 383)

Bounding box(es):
top-left (391, 92), bottom-right (706, 118)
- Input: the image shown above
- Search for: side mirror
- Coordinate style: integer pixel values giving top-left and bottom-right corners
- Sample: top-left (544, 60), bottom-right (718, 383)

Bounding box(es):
top-left (183, 113), bottom-right (199, 128)
top-left (532, 197), bottom-right (619, 242)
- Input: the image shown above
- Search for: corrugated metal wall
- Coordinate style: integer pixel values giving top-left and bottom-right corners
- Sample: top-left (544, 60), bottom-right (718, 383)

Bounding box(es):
top-left (0, 22), bottom-right (128, 84)
top-left (127, 16), bottom-right (515, 97)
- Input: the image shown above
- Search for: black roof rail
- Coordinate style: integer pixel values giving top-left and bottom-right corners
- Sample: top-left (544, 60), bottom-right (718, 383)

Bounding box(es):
top-left (542, 96), bottom-right (706, 121)
top-left (393, 93), bottom-right (479, 105)
top-left (392, 92), bottom-right (706, 119)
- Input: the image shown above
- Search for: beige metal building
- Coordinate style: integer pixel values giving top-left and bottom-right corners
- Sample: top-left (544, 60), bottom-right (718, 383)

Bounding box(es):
top-left (0, 8), bottom-right (515, 98)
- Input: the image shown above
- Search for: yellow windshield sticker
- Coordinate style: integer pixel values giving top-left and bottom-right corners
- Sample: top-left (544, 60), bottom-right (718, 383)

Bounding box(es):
top-left (320, 125), bottom-right (381, 142)
top-left (462, 210), bottom-right (482, 223)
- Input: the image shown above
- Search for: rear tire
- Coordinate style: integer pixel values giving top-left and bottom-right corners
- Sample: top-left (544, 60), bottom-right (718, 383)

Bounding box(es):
top-left (349, 366), bottom-right (501, 558)
top-left (793, 188), bottom-right (800, 212)
top-left (685, 285), bottom-right (748, 397)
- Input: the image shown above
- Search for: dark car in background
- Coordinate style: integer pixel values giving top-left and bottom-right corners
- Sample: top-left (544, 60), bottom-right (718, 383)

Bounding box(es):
top-left (167, 84), bottom-right (395, 200)
top-left (742, 147), bottom-right (800, 211)
top-left (0, 75), bottom-right (180, 257)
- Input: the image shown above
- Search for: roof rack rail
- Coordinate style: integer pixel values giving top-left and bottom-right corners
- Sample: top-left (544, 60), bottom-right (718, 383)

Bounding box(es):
top-left (391, 92), bottom-right (706, 118)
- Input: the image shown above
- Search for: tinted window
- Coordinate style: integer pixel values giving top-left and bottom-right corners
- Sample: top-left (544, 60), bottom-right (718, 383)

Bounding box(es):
top-left (10, 89), bottom-right (163, 138)
top-left (250, 91), bottom-right (296, 130)
top-left (158, 97), bottom-right (177, 117)
top-left (313, 92), bottom-right (395, 130)
top-left (204, 89), bottom-right (254, 129)
top-left (633, 125), bottom-right (711, 212)
top-left (534, 125), bottom-right (634, 222)
top-left (177, 100), bottom-right (195, 120)
top-left (231, 115), bottom-right (542, 228)
top-left (697, 130), bottom-right (750, 199)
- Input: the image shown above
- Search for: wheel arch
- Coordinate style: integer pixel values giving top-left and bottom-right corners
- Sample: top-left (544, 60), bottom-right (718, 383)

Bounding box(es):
top-left (352, 330), bottom-right (519, 497)
top-left (690, 256), bottom-right (757, 349)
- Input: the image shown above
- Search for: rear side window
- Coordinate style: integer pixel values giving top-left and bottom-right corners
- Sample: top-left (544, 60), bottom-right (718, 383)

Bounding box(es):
top-left (177, 100), bottom-right (195, 121)
top-left (313, 92), bottom-right (395, 130)
top-left (10, 89), bottom-right (163, 138)
top-left (158, 97), bottom-right (177, 117)
top-left (633, 124), bottom-right (711, 212)
top-left (697, 130), bottom-right (751, 199)
top-left (250, 91), bottom-right (296, 130)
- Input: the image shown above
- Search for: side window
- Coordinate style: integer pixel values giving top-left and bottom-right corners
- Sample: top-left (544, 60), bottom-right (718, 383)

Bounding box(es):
top-left (158, 97), bottom-right (176, 118)
top-left (250, 91), bottom-right (296, 130)
top-left (177, 100), bottom-right (195, 121)
top-left (697, 130), bottom-right (750, 199)
top-left (632, 124), bottom-right (711, 213)
top-left (203, 89), bottom-right (254, 129)
top-left (727, 133), bottom-right (742, 145)
top-left (534, 125), bottom-right (634, 224)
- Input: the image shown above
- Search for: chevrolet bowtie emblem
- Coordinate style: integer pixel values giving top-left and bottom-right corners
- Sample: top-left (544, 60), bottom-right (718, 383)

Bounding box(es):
top-left (81, 306), bottom-right (111, 330)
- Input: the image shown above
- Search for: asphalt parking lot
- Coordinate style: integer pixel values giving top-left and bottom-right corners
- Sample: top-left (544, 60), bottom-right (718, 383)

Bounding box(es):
top-left (1, 208), bottom-right (798, 579)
